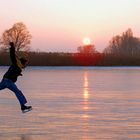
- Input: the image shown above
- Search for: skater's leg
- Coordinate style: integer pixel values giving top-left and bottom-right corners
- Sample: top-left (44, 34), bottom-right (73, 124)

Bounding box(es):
top-left (6, 80), bottom-right (27, 106)
top-left (0, 79), bottom-right (6, 90)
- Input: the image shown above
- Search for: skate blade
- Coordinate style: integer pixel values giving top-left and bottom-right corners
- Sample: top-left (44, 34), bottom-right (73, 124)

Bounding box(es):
top-left (22, 108), bottom-right (32, 113)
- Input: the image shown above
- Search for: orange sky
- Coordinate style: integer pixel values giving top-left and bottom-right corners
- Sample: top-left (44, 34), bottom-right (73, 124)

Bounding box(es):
top-left (0, 0), bottom-right (140, 52)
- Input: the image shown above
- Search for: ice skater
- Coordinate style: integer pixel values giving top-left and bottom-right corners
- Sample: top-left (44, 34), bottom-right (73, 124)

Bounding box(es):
top-left (0, 42), bottom-right (32, 113)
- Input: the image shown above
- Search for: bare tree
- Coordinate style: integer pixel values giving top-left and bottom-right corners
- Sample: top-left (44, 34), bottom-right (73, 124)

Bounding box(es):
top-left (77, 44), bottom-right (97, 54)
top-left (0, 22), bottom-right (32, 52)
top-left (104, 28), bottom-right (140, 56)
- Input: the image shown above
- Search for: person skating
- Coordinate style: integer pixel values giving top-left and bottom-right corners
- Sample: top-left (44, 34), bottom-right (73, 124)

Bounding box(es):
top-left (0, 42), bottom-right (32, 113)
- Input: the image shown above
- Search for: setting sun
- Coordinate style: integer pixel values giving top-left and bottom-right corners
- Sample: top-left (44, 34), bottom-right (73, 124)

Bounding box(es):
top-left (83, 37), bottom-right (91, 45)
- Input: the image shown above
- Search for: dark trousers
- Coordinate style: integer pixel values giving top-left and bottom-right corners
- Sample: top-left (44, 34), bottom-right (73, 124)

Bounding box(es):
top-left (0, 78), bottom-right (27, 106)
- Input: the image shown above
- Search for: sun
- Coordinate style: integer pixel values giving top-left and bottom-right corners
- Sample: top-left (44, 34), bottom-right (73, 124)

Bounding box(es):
top-left (83, 37), bottom-right (91, 45)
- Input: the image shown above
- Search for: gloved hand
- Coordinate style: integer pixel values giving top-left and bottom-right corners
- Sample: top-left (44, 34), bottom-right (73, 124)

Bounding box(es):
top-left (9, 42), bottom-right (14, 47)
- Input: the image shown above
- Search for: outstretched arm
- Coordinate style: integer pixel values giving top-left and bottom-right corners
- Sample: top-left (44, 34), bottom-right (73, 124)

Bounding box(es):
top-left (9, 42), bottom-right (17, 65)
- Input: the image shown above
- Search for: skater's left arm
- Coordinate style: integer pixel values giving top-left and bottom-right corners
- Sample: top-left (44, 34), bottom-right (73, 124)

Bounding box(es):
top-left (9, 42), bottom-right (17, 65)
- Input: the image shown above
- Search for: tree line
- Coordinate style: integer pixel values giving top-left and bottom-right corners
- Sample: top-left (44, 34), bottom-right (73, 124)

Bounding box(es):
top-left (1, 22), bottom-right (140, 66)
top-left (1, 51), bottom-right (140, 66)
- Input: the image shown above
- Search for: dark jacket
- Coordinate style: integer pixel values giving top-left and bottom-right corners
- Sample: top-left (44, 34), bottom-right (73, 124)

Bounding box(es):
top-left (3, 46), bottom-right (22, 82)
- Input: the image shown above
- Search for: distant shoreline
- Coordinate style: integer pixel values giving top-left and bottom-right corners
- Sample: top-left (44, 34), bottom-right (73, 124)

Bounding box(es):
top-left (1, 66), bottom-right (140, 68)
top-left (1, 51), bottom-right (140, 66)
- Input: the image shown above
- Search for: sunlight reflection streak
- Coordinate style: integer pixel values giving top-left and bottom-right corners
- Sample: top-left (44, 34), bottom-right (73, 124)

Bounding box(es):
top-left (83, 72), bottom-right (90, 119)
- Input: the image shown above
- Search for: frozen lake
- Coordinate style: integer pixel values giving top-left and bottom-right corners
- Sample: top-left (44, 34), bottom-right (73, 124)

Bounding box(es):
top-left (0, 66), bottom-right (140, 140)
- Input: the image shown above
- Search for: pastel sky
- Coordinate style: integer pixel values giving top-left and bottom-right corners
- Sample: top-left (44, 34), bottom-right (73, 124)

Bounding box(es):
top-left (0, 0), bottom-right (140, 52)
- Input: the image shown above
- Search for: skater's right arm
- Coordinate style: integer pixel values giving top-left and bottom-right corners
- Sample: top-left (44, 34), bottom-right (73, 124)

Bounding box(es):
top-left (9, 42), bottom-right (17, 65)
